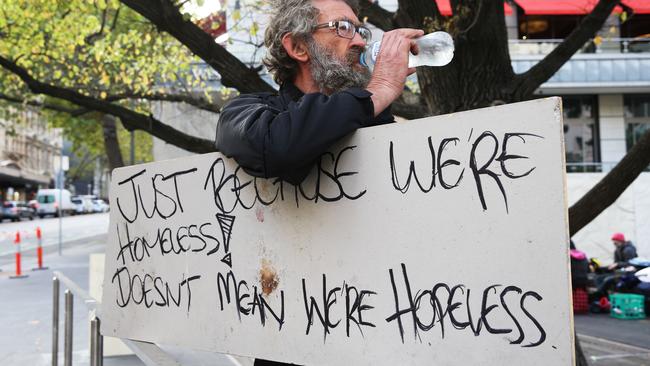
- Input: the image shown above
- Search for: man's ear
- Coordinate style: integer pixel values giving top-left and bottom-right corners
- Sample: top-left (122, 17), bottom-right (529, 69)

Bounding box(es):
top-left (281, 33), bottom-right (309, 63)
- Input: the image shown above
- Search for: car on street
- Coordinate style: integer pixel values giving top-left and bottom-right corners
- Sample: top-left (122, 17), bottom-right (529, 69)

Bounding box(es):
top-left (71, 197), bottom-right (85, 215)
top-left (27, 199), bottom-right (39, 212)
top-left (71, 196), bottom-right (94, 214)
top-left (92, 199), bottom-right (109, 213)
top-left (36, 189), bottom-right (76, 218)
top-left (2, 201), bottom-right (35, 221)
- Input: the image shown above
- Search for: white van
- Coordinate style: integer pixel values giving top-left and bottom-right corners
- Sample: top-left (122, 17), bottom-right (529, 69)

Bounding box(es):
top-left (36, 189), bottom-right (76, 218)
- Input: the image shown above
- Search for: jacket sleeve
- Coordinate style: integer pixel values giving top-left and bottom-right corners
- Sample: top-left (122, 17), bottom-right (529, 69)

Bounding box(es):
top-left (621, 245), bottom-right (637, 262)
top-left (215, 88), bottom-right (392, 184)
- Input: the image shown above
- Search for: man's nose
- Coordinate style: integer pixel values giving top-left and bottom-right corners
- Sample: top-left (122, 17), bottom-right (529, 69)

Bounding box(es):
top-left (350, 30), bottom-right (367, 49)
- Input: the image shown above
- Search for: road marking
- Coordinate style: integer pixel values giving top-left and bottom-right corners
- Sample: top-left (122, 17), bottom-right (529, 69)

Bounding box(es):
top-left (590, 352), bottom-right (650, 361)
top-left (579, 333), bottom-right (650, 353)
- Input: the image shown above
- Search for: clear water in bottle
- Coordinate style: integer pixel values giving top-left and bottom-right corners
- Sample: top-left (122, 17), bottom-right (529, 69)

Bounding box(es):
top-left (360, 31), bottom-right (454, 70)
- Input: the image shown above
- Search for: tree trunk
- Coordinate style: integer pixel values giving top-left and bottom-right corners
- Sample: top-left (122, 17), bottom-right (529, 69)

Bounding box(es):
top-left (102, 114), bottom-right (124, 170)
top-left (120, 0), bottom-right (273, 94)
top-left (415, 0), bottom-right (515, 114)
top-left (569, 127), bottom-right (650, 235)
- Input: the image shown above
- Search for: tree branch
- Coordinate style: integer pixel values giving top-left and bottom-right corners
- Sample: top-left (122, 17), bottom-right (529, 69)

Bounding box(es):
top-left (106, 91), bottom-right (224, 113)
top-left (67, 149), bottom-right (95, 181)
top-left (119, 0), bottom-right (274, 93)
top-left (110, 6), bottom-right (122, 32)
top-left (0, 92), bottom-right (82, 114)
top-left (394, 0), bottom-right (440, 28)
top-left (358, 0), bottom-right (395, 31)
top-left (569, 127), bottom-right (650, 236)
top-left (512, 0), bottom-right (620, 99)
top-left (85, 8), bottom-right (109, 45)
top-left (0, 55), bottom-right (215, 153)
top-left (0, 89), bottom-right (224, 117)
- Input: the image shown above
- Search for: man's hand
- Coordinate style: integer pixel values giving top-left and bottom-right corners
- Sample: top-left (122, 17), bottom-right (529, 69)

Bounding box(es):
top-left (607, 263), bottom-right (618, 271)
top-left (366, 28), bottom-right (424, 117)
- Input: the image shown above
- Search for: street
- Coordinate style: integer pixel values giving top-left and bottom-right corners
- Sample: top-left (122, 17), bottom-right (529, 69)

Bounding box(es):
top-left (0, 213), bottom-right (109, 257)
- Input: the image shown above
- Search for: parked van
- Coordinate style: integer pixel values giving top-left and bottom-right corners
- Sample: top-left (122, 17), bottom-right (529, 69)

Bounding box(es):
top-left (36, 189), bottom-right (76, 218)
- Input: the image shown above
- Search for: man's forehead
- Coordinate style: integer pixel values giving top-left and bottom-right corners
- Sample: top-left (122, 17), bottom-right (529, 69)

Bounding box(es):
top-left (312, 0), bottom-right (360, 24)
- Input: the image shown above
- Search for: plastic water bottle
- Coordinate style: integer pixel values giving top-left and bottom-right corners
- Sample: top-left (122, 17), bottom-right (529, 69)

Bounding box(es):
top-left (360, 31), bottom-right (454, 70)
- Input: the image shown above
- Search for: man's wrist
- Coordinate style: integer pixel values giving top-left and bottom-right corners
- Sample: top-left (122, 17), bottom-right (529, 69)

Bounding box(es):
top-left (366, 86), bottom-right (390, 117)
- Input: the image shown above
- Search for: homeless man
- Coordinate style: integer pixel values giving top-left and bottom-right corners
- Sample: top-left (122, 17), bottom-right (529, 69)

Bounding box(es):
top-left (215, 0), bottom-right (422, 185)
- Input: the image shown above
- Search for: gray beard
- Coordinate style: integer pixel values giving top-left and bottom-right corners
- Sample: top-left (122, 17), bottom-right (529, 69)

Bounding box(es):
top-left (307, 41), bottom-right (371, 95)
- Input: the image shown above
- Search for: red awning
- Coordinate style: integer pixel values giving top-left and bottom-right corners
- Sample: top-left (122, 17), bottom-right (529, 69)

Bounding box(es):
top-left (435, 0), bottom-right (513, 16)
top-left (197, 11), bottom-right (227, 39)
top-left (622, 0), bottom-right (650, 14)
top-left (514, 0), bottom-right (622, 15)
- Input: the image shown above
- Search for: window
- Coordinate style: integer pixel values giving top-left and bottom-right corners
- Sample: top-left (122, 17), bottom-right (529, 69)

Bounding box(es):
top-left (562, 96), bottom-right (599, 172)
top-left (518, 15), bottom-right (583, 40)
top-left (625, 94), bottom-right (650, 118)
top-left (624, 94), bottom-right (650, 171)
top-left (626, 123), bottom-right (650, 148)
top-left (37, 195), bottom-right (55, 204)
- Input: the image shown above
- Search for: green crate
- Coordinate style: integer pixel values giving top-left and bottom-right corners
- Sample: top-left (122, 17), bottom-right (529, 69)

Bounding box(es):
top-left (609, 293), bottom-right (646, 320)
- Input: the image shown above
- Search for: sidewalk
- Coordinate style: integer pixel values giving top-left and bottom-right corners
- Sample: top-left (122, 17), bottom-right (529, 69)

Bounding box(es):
top-left (0, 236), bottom-right (107, 366)
top-left (579, 334), bottom-right (650, 365)
top-left (575, 312), bottom-right (650, 365)
top-left (575, 312), bottom-right (650, 349)
top-left (0, 235), bottom-right (247, 366)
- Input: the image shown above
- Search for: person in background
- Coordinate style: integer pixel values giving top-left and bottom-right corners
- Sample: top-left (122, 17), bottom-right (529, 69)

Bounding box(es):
top-left (570, 240), bottom-right (591, 313)
top-left (570, 240), bottom-right (590, 289)
top-left (593, 232), bottom-right (639, 300)
top-left (608, 232), bottom-right (637, 271)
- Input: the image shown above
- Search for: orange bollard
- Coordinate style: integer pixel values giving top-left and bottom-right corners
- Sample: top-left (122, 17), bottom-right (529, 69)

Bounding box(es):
top-left (32, 227), bottom-right (48, 271)
top-left (10, 231), bottom-right (28, 279)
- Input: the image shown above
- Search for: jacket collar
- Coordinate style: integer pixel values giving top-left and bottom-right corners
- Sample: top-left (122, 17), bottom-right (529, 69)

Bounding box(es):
top-left (280, 82), bottom-right (305, 103)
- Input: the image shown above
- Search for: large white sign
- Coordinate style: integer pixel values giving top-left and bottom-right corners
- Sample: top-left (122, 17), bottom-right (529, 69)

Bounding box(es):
top-left (101, 98), bottom-right (573, 365)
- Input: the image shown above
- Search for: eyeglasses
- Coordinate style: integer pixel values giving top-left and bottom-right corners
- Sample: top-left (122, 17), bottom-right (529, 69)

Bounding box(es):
top-left (313, 20), bottom-right (372, 43)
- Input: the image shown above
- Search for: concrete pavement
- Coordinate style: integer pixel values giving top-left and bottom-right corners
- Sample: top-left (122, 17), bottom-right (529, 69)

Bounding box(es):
top-left (579, 334), bottom-right (650, 365)
top-left (0, 234), bottom-right (247, 366)
top-left (575, 312), bottom-right (650, 365)
top-left (575, 312), bottom-right (650, 350)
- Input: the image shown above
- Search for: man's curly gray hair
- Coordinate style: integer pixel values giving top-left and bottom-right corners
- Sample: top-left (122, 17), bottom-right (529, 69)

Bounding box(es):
top-left (263, 0), bottom-right (359, 85)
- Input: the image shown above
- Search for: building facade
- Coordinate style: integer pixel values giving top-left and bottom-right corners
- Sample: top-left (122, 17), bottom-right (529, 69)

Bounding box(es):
top-left (505, 0), bottom-right (650, 260)
top-left (0, 106), bottom-right (63, 202)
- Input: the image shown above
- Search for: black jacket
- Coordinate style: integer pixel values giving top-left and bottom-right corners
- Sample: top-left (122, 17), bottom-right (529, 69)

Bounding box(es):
top-left (614, 241), bottom-right (638, 268)
top-left (215, 83), bottom-right (394, 184)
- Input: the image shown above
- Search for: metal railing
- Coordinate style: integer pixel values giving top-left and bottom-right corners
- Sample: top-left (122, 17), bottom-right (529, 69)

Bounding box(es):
top-left (52, 271), bottom-right (183, 366)
top-left (565, 162), bottom-right (623, 173)
top-left (509, 37), bottom-right (650, 55)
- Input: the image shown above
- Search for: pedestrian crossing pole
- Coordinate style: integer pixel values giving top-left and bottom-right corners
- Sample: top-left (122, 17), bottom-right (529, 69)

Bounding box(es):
top-left (10, 231), bottom-right (28, 279)
top-left (32, 227), bottom-right (48, 271)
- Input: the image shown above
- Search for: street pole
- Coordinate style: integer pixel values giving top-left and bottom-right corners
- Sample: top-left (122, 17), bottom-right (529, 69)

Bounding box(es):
top-left (58, 145), bottom-right (63, 256)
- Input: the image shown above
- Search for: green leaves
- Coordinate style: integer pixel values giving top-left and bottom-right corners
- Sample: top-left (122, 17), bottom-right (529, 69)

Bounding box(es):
top-left (0, 0), bottom-right (201, 164)
top-left (0, 0), bottom-right (198, 100)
